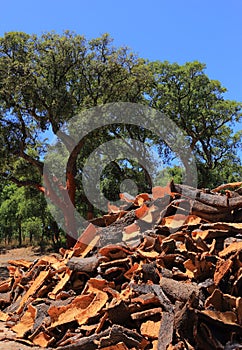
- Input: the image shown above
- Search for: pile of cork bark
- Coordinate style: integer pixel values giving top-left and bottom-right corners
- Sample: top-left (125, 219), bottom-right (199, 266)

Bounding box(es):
top-left (0, 181), bottom-right (241, 350)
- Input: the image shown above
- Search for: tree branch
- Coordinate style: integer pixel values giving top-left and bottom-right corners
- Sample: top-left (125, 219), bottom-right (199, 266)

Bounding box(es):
top-left (19, 145), bottom-right (44, 173)
top-left (4, 175), bottom-right (45, 193)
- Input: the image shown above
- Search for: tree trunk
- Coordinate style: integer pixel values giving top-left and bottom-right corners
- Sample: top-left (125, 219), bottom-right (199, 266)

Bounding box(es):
top-left (87, 202), bottom-right (94, 220)
top-left (64, 205), bottom-right (78, 248)
top-left (42, 172), bottom-right (78, 248)
top-left (51, 220), bottom-right (60, 246)
top-left (18, 219), bottom-right (22, 247)
top-left (30, 230), bottom-right (33, 244)
top-left (65, 172), bottom-right (78, 248)
top-left (66, 172), bottom-right (76, 205)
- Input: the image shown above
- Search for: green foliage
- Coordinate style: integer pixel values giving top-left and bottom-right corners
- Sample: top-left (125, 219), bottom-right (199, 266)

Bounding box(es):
top-left (0, 31), bottom-right (241, 247)
top-left (0, 31), bottom-right (153, 222)
top-left (155, 166), bottom-right (184, 187)
top-left (0, 170), bottom-right (62, 247)
top-left (197, 158), bottom-right (242, 189)
top-left (0, 184), bottom-right (19, 244)
top-left (100, 159), bottom-right (151, 202)
top-left (21, 217), bottom-right (42, 242)
top-left (149, 61), bottom-right (242, 186)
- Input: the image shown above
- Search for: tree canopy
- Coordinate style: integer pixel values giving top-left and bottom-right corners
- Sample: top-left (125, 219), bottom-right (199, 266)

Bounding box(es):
top-left (0, 31), bottom-right (241, 247)
top-left (149, 60), bottom-right (242, 186)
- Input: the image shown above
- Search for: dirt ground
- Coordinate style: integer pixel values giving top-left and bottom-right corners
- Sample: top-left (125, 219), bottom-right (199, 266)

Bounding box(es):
top-left (0, 247), bottom-right (56, 350)
top-left (0, 246), bottom-right (51, 265)
top-left (0, 246), bottom-right (59, 280)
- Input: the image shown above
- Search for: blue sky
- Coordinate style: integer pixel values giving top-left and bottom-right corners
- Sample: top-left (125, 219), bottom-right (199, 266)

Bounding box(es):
top-left (0, 0), bottom-right (241, 104)
top-left (0, 0), bottom-right (242, 104)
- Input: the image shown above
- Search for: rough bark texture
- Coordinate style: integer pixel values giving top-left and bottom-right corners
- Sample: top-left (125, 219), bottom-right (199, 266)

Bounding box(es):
top-left (0, 182), bottom-right (241, 349)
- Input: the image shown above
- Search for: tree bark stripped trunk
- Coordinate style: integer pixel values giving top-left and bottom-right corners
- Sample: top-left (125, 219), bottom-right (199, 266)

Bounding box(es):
top-left (42, 173), bottom-right (78, 249)
top-left (65, 171), bottom-right (79, 247)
